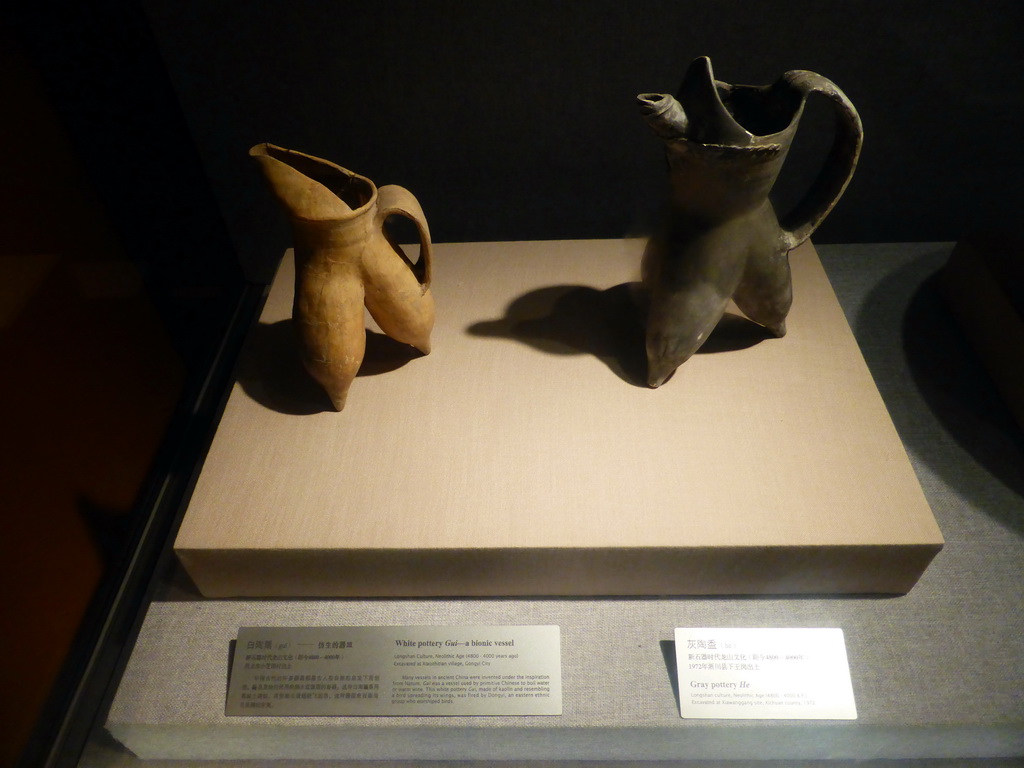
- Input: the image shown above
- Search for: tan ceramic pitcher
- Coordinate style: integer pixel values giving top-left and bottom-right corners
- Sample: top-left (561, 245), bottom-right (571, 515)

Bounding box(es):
top-left (250, 144), bottom-right (434, 411)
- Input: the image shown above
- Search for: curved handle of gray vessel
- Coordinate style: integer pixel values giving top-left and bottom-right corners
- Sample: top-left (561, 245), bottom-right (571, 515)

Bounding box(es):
top-left (778, 71), bottom-right (864, 251)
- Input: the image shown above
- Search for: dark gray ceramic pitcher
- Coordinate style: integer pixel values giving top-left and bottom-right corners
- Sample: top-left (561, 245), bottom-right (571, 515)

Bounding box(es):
top-left (638, 56), bottom-right (863, 387)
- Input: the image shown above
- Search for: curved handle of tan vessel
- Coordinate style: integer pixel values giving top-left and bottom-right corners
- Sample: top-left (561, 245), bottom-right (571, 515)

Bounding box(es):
top-left (365, 184), bottom-right (435, 355)
top-left (376, 184), bottom-right (433, 288)
top-left (779, 72), bottom-right (864, 251)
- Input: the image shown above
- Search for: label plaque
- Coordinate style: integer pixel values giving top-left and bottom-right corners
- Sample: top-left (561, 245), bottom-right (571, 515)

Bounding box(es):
top-left (226, 625), bottom-right (561, 716)
top-left (675, 627), bottom-right (857, 720)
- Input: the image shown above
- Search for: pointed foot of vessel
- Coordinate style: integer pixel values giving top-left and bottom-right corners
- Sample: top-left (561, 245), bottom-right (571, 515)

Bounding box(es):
top-left (646, 357), bottom-right (681, 389)
top-left (303, 355), bottom-right (359, 412)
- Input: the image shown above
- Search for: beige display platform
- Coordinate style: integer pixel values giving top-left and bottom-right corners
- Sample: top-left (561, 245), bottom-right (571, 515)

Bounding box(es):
top-left (174, 239), bottom-right (942, 597)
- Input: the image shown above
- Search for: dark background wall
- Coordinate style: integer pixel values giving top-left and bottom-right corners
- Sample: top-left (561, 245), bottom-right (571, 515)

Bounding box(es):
top-left (141, 0), bottom-right (1023, 282)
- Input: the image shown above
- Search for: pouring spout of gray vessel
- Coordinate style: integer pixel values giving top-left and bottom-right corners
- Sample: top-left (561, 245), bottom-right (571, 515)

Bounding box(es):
top-left (637, 93), bottom-right (689, 139)
top-left (638, 57), bottom-right (762, 146)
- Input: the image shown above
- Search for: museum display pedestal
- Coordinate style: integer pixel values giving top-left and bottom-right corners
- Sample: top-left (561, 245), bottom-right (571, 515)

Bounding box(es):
top-left (100, 243), bottom-right (1024, 765)
top-left (173, 239), bottom-right (941, 597)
